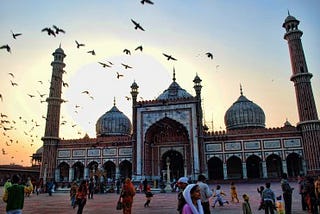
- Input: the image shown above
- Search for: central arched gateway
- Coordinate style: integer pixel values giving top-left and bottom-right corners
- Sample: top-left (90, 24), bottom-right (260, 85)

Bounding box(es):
top-left (144, 117), bottom-right (190, 179)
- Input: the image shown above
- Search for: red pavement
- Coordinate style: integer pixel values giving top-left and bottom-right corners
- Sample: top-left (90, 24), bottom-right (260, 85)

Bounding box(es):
top-left (0, 182), bottom-right (309, 214)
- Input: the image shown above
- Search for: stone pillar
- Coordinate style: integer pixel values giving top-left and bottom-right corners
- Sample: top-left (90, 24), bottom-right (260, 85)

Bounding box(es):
top-left (69, 168), bottom-right (74, 182)
top-left (262, 161), bottom-right (268, 178)
top-left (116, 165), bottom-right (120, 179)
top-left (55, 168), bottom-right (60, 182)
top-left (242, 163), bottom-right (247, 179)
top-left (223, 163), bottom-right (228, 180)
top-left (84, 168), bottom-right (89, 180)
top-left (282, 160), bottom-right (288, 174)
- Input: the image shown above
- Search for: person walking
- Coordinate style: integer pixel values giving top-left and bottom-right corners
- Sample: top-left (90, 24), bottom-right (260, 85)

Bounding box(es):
top-left (196, 174), bottom-right (212, 214)
top-left (262, 182), bottom-right (276, 214)
top-left (242, 194), bottom-right (252, 214)
top-left (182, 184), bottom-right (204, 214)
top-left (304, 176), bottom-right (318, 214)
top-left (2, 174), bottom-right (33, 214)
top-left (121, 178), bottom-right (136, 214)
top-left (70, 181), bottom-right (78, 207)
top-left (75, 180), bottom-right (88, 214)
top-left (88, 177), bottom-right (95, 199)
top-left (230, 182), bottom-right (240, 203)
top-left (177, 177), bottom-right (189, 214)
top-left (212, 185), bottom-right (229, 208)
top-left (144, 184), bottom-right (153, 207)
top-left (281, 173), bottom-right (294, 214)
top-left (298, 174), bottom-right (307, 211)
top-left (46, 179), bottom-right (54, 196)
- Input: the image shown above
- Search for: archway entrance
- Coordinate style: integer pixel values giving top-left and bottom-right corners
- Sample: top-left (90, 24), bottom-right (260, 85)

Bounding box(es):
top-left (87, 161), bottom-right (99, 179)
top-left (227, 156), bottom-right (242, 179)
top-left (103, 161), bottom-right (116, 179)
top-left (144, 117), bottom-right (189, 178)
top-left (162, 150), bottom-right (184, 181)
top-left (246, 155), bottom-right (261, 179)
top-left (286, 153), bottom-right (303, 177)
top-left (73, 162), bottom-right (84, 181)
top-left (208, 157), bottom-right (223, 180)
top-left (266, 154), bottom-right (282, 178)
top-left (58, 162), bottom-right (69, 182)
top-left (119, 160), bottom-right (132, 179)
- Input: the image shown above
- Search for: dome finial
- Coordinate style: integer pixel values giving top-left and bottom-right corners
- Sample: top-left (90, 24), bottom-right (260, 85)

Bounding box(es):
top-left (287, 9), bottom-right (290, 16)
top-left (240, 84), bottom-right (243, 96)
top-left (113, 97), bottom-right (116, 106)
top-left (173, 67), bottom-right (176, 82)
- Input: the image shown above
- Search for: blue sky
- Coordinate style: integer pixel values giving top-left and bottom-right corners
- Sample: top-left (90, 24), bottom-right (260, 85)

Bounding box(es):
top-left (0, 0), bottom-right (319, 165)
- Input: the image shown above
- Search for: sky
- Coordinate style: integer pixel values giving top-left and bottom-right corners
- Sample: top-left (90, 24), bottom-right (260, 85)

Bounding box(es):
top-left (0, 0), bottom-right (319, 166)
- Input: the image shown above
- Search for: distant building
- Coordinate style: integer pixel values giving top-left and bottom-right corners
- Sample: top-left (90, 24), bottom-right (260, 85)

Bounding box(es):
top-left (34, 13), bottom-right (319, 183)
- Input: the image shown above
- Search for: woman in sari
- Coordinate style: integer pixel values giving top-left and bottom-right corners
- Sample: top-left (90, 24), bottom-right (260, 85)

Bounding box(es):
top-left (121, 178), bottom-right (136, 214)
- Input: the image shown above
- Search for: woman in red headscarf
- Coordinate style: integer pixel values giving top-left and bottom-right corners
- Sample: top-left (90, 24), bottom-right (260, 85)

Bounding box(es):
top-left (121, 178), bottom-right (136, 214)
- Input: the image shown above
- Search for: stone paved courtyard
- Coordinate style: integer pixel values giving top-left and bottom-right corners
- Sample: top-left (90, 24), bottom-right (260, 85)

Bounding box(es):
top-left (0, 181), bottom-right (309, 214)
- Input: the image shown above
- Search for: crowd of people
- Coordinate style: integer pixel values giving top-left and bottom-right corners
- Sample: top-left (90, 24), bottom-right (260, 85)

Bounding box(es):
top-left (2, 173), bottom-right (320, 214)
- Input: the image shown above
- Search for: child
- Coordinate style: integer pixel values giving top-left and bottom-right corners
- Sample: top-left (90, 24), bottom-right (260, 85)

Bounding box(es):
top-left (230, 182), bottom-right (239, 203)
top-left (144, 184), bottom-right (153, 207)
top-left (257, 185), bottom-right (265, 210)
top-left (212, 185), bottom-right (229, 208)
top-left (242, 194), bottom-right (252, 214)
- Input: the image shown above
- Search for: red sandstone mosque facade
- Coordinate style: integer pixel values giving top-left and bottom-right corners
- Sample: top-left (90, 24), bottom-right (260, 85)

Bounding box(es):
top-left (35, 13), bottom-right (320, 184)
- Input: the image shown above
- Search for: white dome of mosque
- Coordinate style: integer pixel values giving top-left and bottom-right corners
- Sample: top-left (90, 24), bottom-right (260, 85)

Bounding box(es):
top-left (224, 88), bottom-right (265, 130)
top-left (156, 69), bottom-right (193, 100)
top-left (96, 103), bottom-right (132, 137)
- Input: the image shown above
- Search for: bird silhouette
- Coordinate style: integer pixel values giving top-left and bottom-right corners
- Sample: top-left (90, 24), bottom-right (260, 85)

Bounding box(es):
top-left (125, 96), bottom-right (131, 101)
top-left (98, 62), bottom-right (111, 68)
top-left (10, 80), bottom-right (18, 86)
top-left (123, 49), bottom-right (131, 55)
top-left (27, 94), bottom-right (35, 98)
top-left (0, 94), bottom-right (3, 102)
top-left (8, 73), bottom-right (14, 78)
top-left (0, 45), bottom-right (11, 53)
top-left (163, 53), bottom-right (177, 61)
top-left (206, 52), bottom-right (213, 59)
top-left (0, 113), bottom-right (7, 118)
top-left (52, 25), bottom-right (65, 34)
top-left (38, 80), bottom-right (43, 84)
top-left (41, 27), bottom-right (56, 37)
top-left (87, 50), bottom-right (95, 55)
top-left (121, 63), bottom-right (132, 69)
top-left (82, 90), bottom-right (90, 94)
top-left (117, 72), bottom-right (124, 79)
top-left (131, 19), bottom-right (145, 31)
top-left (37, 91), bottom-right (46, 97)
top-left (135, 45), bottom-right (143, 52)
top-left (11, 30), bottom-right (22, 39)
top-left (75, 40), bottom-right (85, 48)
top-left (141, 0), bottom-right (154, 4)
top-left (62, 82), bottom-right (69, 87)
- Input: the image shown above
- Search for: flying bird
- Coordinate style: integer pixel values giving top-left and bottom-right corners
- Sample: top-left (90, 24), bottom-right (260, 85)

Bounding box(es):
top-left (10, 80), bottom-right (18, 86)
top-left (98, 62), bottom-right (111, 68)
top-left (41, 27), bottom-right (56, 37)
top-left (141, 0), bottom-right (154, 4)
top-left (62, 82), bottom-right (69, 87)
top-left (135, 45), bottom-right (143, 52)
top-left (0, 45), bottom-right (11, 53)
top-left (206, 52), bottom-right (213, 59)
top-left (11, 30), bottom-right (22, 39)
top-left (125, 96), bottom-right (131, 101)
top-left (27, 94), bottom-right (35, 98)
top-left (121, 63), bottom-right (132, 69)
top-left (38, 80), bottom-right (43, 84)
top-left (75, 40), bottom-right (85, 48)
top-left (8, 73), bottom-right (14, 78)
top-left (52, 25), bottom-right (65, 34)
top-left (116, 72), bottom-right (124, 79)
top-left (163, 53), bottom-right (177, 61)
top-left (123, 49), bottom-right (131, 55)
top-left (82, 90), bottom-right (90, 94)
top-left (87, 50), bottom-right (95, 55)
top-left (131, 19), bottom-right (145, 31)
top-left (0, 94), bottom-right (3, 102)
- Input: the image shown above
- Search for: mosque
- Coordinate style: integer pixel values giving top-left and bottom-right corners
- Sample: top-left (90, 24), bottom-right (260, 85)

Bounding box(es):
top-left (34, 13), bottom-right (320, 184)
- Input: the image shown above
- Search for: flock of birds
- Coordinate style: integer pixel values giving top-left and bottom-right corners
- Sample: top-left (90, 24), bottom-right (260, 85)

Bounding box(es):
top-left (0, 0), bottom-right (219, 165)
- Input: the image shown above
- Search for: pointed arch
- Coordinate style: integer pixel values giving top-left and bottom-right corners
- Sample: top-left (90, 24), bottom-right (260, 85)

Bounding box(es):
top-left (246, 155), bottom-right (262, 179)
top-left (207, 157), bottom-right (223, 180)
top-left (266, 154), bottom-right (282, 178)
top-left (286, 152), bottom-right (303, 177)
top-left (227, 156), bottom-right (242, 179)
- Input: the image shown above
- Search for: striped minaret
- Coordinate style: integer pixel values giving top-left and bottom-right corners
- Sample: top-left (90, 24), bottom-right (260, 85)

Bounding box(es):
top-left (40, 46), bottom-right (66, 182)
top-left (283, 13), bottom-right (320, 175)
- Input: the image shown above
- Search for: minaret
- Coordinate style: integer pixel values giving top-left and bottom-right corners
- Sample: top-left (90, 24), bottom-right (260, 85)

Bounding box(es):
top-left (130, 80), bottom-right (139, 179)
top-left (283, 13), bottom-right (320, 175)
top-left (193, 73), bottom-right (204, 172)
top-left (40, 46), bottom-right (66, 182)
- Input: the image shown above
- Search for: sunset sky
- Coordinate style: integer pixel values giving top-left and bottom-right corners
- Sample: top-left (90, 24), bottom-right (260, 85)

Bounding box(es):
top-left (0, 0), bottom-right (319, 166)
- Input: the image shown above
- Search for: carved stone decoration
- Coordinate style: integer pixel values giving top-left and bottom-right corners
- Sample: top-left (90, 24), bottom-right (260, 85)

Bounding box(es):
top-left (263, 140), bottom-right (280, 149)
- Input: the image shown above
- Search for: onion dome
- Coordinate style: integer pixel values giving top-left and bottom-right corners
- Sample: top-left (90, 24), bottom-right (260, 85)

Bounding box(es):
top-left (157, 68), bottom-right (193, 100)
top-left (96, 100), bottom-right (132, 137)
top-left (224, 86), bottom-right (265, 130)
top-left (35, 146), bottom-right (43, 154)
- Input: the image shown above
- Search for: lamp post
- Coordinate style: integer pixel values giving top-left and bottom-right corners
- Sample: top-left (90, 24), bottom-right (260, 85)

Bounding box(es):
top-left (164, 157), bottom-right (172, 192)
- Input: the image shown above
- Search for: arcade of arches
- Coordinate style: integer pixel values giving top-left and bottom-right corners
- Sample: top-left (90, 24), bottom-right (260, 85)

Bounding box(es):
top-left (207, 152), bottom-right (303, 180)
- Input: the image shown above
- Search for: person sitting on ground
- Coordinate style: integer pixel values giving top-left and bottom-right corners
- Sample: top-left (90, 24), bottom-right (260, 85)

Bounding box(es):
top-left (212, 185), bottom-right (229, 208)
